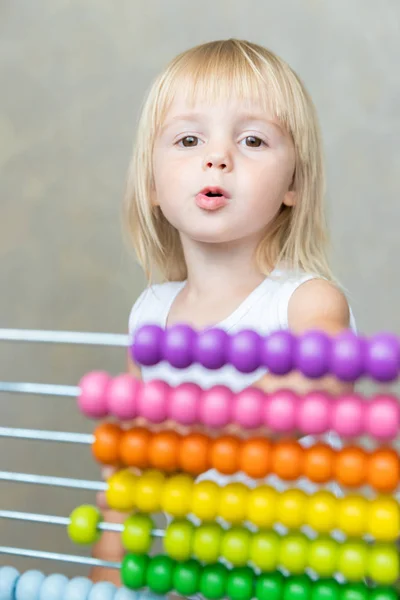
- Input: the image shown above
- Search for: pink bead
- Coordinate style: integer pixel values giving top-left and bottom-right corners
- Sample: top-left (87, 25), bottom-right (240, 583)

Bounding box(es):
top-left (169, 382), bottom-right (201, 425)
top-left (107, 374), bottom-right (141, 420)
top-left (365, 394), bottom-right (400, 440)
top-left (199, 385), bottom-right (233, 428)
top-left (264, 389), bottom-right (298, 432)
top-left (232, 387), bottom-right (264, 429)
top-left (298, 391), bottom-right (331, 434)
top-left (78, 371), bottom-right (111, 418)
top-left (137, 379), bottom-right (170, 423)
top-left (332, 393), bottom-right (364, 437)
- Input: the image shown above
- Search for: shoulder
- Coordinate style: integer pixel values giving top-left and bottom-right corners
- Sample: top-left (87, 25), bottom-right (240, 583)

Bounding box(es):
top-left (128, 280), bottom-right (185, 334)
top-left (288, 278), bottom-right (351, 334)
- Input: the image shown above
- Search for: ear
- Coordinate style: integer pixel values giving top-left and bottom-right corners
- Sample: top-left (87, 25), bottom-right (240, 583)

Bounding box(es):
top-left (283, 189), bottom-right (296, 207)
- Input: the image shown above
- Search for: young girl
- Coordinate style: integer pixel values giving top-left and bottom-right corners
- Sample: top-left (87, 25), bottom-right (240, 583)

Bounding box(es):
top-left (92, 38), bottom-right (355, 586)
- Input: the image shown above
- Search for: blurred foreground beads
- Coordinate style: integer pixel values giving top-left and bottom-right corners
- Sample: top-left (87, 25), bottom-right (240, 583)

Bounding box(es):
top-left (130, 325), bottom-right (400, 381)
top-left (79, 375), bottom-right (400, 441)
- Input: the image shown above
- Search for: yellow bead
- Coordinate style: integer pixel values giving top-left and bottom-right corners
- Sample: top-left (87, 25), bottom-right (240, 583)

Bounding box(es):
top-left (191, 480), bottom-right (220, 521)
top-left (161, 473), bottom-right (193, 517)
top-left (105, 469), bottom-right (137, 512)
top-left (135, 469), bottom-right (165, 513)
top-left (337, 495), bottom-right (367, 538)
top-left (368, 497), bottom-right (400, 541)
top-left (246, 486), bottom-right (277, 528)
top-left (277, 489), bottom-right (307, 530)
top-left (306, 491), bottom-right (336, 533)
top-left (218, 483), bottom-right (249, 524)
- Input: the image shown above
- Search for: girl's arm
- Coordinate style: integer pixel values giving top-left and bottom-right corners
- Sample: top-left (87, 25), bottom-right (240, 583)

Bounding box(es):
top-left (254, 278), bottom-right (354, 395)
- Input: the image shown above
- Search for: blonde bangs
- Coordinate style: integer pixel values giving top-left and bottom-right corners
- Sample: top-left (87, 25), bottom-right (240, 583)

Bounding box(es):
top-left (152, 40), bottom-right (308, 151)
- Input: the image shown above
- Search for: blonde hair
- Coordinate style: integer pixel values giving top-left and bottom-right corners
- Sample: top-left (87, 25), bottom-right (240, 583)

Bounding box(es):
top-left (123, 38), bottom-right (333, 282)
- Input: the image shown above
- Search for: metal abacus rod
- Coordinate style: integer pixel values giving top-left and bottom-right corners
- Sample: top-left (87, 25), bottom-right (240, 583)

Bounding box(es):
top-left (0, 546), bottom-right (120, 568)
top-left (0, 381), bottom-right (79, 396)
top-left (0, 470), bottom-right (105, 490)
top-left (0, 328), bottom-right (128, 346)
top-left (0, 509), bottom-right (165, 536)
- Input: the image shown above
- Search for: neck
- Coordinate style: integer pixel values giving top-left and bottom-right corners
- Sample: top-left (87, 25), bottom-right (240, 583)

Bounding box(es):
top-left (180, 235), bottom-right (270, 299)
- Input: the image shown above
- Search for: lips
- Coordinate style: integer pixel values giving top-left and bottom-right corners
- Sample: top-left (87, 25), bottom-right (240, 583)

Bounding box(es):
top-left (195, 186), bottom-right (230, 211)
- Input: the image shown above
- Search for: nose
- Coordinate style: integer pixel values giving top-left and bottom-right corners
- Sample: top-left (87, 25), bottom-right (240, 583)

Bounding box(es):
top-left (202, 145), bottom-right (233, 172)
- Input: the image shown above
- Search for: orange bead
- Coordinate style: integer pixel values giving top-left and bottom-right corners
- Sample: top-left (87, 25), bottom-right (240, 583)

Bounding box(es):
top-left (334, 446), bottom-right (366, 487)
top-left (239, 438), bottom-right (271, 479)
top-left (367, 448), bottom-right (399, 493)
top-left (119, 427), bottom-right (150, 469)
top-left (304, 443), bottom-right (334, 484)
top-left (179, 433), bottom-right (210, 475)
top-left (92, 422), bottom-right (122, 465)
top-left (271, 440), bottom-right (304, 480)
top-left (148, 430), bottom-right (181, 472)
top-left (211, 435), bottom-right (240, 475)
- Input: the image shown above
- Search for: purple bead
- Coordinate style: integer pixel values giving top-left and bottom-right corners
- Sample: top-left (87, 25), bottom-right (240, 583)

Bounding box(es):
top-left (162, 324), bottom-right (196, 369)
top-left (131, 324), bottom-right (164, 366)
top-left (295, 330), bottom-right (331, 378)
top-left (330, 331), bottom-right (365, 381)
top-left (195, 328), bottom-right (228, 369)
top-left (260, 330), bottom-right (296, 375)
top-left (228, 329), bottom-right (261, 373)
top-left (365, 333), bottom-right (400, 382)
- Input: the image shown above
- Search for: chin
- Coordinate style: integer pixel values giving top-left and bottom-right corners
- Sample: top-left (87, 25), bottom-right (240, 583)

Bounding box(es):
top-left (182, 226), bottom-right (243, 245)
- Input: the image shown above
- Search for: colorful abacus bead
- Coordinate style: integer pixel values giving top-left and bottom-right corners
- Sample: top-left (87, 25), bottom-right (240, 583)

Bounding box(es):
top-left (131, 325), bottom-right (400, 381)
top-left (68, 505), bottom-right (102, 545)
top-left (78, 373), bottom-right (400, 441)
top-left (100, 469), bottom-right (400, 541)
top-left (94, 426), bottom-right (400, 495)
top-left (0, 569), bottom-right (163, 600)
top-left (162, 520), bottom-right (400, 584)
top-left (120, 552), bottom-right (400, 598)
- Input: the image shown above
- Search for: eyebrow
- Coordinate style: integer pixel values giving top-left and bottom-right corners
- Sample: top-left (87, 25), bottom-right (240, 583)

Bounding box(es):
top-left (161, 113), bottom-right (204, 132)
top-left (237, 113), bottom-right (285, 135)
top-left (160, 111), bottom-right (285, 136)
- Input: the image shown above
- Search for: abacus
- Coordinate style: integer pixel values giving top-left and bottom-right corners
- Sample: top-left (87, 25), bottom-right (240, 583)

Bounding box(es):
top-left (1, 324), bottom-right (399, 600)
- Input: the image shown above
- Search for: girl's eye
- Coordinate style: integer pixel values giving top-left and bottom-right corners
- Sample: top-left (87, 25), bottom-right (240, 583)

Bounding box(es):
top-left (178, 135), bottom-right (199, 147)
top-left (242, 135), bottom-right (263, 147)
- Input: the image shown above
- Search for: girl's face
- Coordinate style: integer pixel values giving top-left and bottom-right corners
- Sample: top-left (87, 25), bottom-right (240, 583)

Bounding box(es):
top-left (152, 95), bottom-right (296, 247)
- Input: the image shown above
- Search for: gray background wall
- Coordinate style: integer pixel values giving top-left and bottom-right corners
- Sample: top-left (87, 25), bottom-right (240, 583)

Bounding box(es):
top-left (0, 0), bottom-right (399, 578)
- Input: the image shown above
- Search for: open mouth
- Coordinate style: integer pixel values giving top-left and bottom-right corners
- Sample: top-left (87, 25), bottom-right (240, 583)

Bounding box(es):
top-left (205, 191), bottom-right (222, 197)
top-left (195, 187), bottom-right (230, 211)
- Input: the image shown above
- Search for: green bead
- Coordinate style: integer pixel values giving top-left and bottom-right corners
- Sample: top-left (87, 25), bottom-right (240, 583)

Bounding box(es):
top-left (308, 538), bottom-right (338, 577)
top-left (279, 534), bottom-right (309, 574)
top-left (337, 542), bottom-right (367, 581)
top-left (311, 579), bottom-right (340, 600)
top-left (283, 575), bottom-right (312, 600)
top-left (173, 559), bottom-right (201, 596)
top-left (146, 555), bottom-right (175, 595)
top-left (340, 582), bottom-right (369, 600)
top-left (226, 567), bottom-right (254, 600)
top-left (250, 530), bottom-right (280, 571)
top-left (255, 572), bottom-right (285, 600)
top-left (369, 587), bottom-right (398, 600)
top-left (68, 504), bottom-right (102, 545)
top-left (199, 563), bottom-right (228, 600)
top-left (164, 519), bottom-right (194, 561)
top-left (193, 523), bottom-right (223, 563)
top-left (121, 514), bottom-right (153, 553)
top-left (121, 553), bottom-right (148, 589)
top-left (367, 544), bottom-right (399, 585)
top-left (221, 527), bottom-right (251, 566)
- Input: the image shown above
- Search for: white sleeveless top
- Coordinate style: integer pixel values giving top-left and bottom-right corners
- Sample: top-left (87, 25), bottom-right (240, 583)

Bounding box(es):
top-left (128, 267), bottom-right (356, 497)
